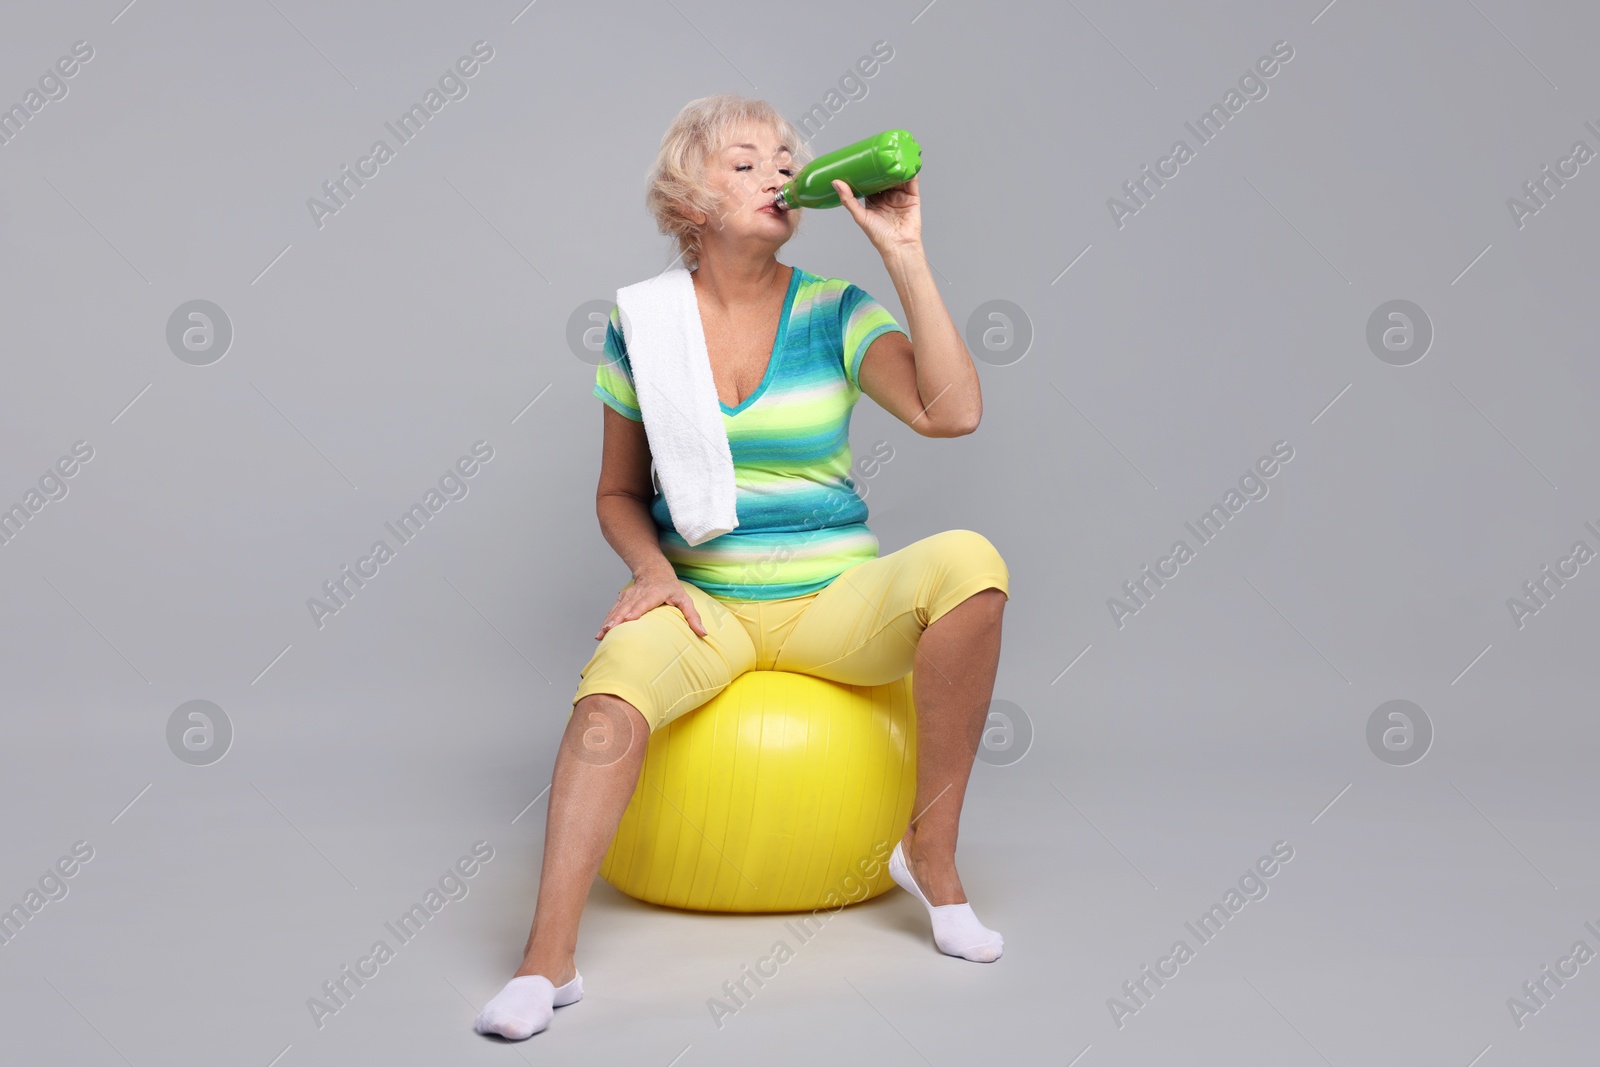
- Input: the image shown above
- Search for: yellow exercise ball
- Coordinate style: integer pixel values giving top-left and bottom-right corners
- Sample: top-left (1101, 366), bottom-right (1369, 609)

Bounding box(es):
top-left (599, 670), bottom-right (919, 913)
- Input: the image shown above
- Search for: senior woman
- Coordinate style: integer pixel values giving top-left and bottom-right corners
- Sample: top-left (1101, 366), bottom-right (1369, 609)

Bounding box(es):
top-left (475, 93), bottom-right (1011, 1041)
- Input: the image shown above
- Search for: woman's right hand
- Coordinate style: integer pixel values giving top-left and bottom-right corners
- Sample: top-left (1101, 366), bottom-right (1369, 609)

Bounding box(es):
top-left (596, 570), bottom-right (708, 641)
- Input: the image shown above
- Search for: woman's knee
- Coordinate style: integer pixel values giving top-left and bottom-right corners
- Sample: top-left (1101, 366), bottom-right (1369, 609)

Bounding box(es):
top-left (572, 604), bottom-right (750, 734)
top-left (931, 529), bottom-right (1009, 583)
top-left (566, 692), bottom-right (650, 764)
top-left (572, 615), bottom-right (673, 730)
top-left (572, 690), bottom-right (649, 730)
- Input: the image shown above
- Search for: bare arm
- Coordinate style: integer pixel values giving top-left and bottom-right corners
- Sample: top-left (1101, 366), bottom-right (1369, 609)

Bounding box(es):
top-left (835, 176), bottom-right (981, 439)
top-left (595, 404), bottom-right (673, 579)
top-left (593, 404), bottom-right (707, 638)
top-left (855, 264), bottom-right (980, 439)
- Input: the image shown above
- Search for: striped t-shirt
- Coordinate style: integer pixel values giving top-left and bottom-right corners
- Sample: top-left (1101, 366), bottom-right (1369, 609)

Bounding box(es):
top-left (593, 265), bottom-right (909, 600)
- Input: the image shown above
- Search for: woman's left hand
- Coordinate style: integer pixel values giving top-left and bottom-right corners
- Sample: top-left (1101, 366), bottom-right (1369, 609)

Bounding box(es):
top-left (833, 175), bottom-right (922, 253)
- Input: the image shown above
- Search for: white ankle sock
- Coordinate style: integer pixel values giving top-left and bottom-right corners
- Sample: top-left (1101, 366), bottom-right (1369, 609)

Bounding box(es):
top-left (889, 841), bottom-right (1004, 963)
top-left (474, 971), bottom-right (583, 1040)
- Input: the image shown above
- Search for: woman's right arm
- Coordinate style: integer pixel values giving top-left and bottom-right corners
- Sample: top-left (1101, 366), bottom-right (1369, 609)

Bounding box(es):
top-left (593, 404), bottom-right (708, 640)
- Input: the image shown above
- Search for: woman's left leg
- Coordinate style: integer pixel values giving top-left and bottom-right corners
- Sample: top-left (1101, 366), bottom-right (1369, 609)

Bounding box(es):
top-left (898, 583), bottom-right (1006, 907)
top-left (770, 529), bottom-right (1009, 955)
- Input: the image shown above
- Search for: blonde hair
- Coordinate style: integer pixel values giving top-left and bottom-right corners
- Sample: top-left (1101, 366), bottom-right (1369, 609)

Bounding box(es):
top-left (645, 93), bottom-right (813, 270)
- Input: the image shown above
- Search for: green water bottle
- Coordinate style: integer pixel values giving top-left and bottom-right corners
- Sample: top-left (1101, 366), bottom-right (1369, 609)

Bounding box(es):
top-left (774, 129), bottom-right (923, 210)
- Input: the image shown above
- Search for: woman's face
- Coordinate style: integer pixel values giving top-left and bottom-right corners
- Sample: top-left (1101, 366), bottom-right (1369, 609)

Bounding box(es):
top-left (695, 121), bottom-right (798, 250)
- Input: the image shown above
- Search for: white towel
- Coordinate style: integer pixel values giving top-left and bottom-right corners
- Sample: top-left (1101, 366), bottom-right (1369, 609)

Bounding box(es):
top-left (615, 267), bottom-right (739, 547)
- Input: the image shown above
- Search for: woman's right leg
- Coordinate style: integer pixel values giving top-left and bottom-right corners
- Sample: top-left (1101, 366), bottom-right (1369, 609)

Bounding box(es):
top-left (474, 694), bottom-right (650, 1039)
top-left (476, 579), bottom-right (755, 1039)
top-left (517, 691), bottom-right (650, 986)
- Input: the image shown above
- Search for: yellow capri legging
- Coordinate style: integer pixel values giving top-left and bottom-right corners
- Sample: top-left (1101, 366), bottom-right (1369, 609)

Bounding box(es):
top-left (572, 528), bottom-right (1010, 733)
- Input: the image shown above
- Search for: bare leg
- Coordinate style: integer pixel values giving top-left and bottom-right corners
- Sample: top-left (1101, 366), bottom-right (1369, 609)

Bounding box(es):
top-left (513, 692), bottom-right (649, 985)
top-left (898, 587), bottom-right (1006, 906)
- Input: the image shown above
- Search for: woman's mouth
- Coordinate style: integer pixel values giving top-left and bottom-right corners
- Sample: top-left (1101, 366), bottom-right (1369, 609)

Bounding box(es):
top-left (758, 202), bottom-right (783, 216)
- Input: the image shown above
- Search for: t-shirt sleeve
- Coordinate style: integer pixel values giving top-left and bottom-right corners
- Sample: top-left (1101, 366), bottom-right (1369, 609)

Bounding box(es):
top-left (592, 305), bottom-right (643, 422)
top-left (838, 283), bottom-right (909, 390)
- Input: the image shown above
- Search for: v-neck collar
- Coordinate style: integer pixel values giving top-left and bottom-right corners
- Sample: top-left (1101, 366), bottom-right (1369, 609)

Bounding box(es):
top-left (707, 265), bottom-right (800, 417)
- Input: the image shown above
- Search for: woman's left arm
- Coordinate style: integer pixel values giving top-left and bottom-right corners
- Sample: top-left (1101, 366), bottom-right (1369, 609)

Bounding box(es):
top-left (833, 176), bottom-right (981, 438)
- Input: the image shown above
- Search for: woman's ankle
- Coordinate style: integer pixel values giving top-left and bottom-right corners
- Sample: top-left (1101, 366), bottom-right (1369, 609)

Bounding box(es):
top-left (515, 955), bottom-right (576, 986)
top-left (902, 825), bottom-right (955, 866)
top-left (899, 826), bottom-right (965, 904)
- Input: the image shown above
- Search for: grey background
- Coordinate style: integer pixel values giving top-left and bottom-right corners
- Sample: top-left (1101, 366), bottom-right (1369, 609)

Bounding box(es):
top-left (2, 0), bottom-right (1596, 1064)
